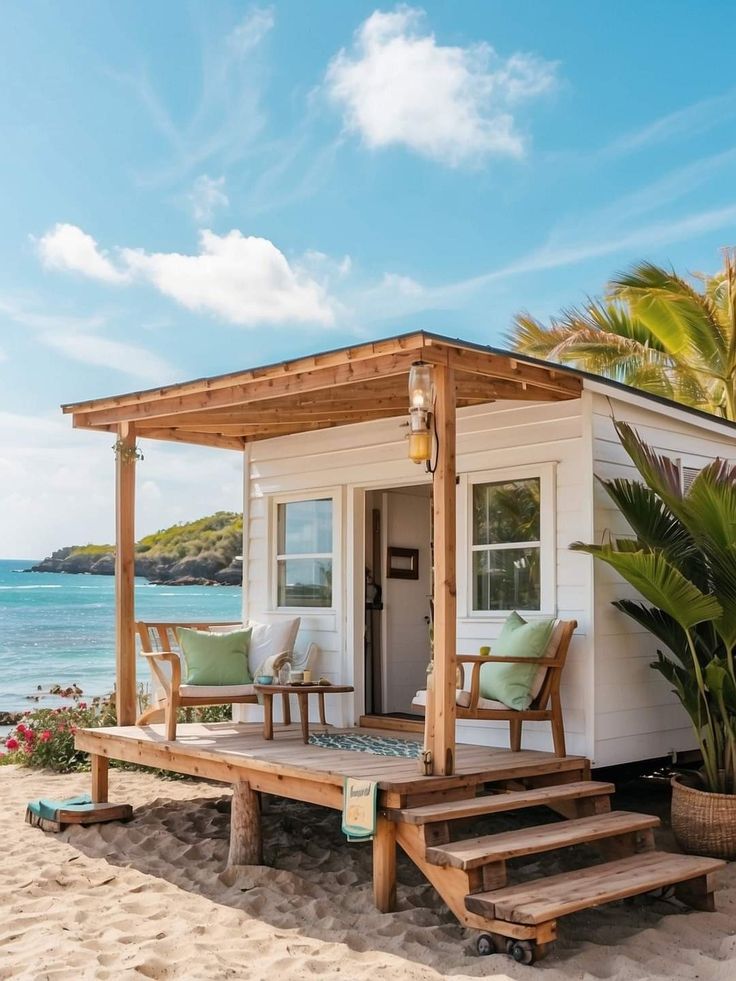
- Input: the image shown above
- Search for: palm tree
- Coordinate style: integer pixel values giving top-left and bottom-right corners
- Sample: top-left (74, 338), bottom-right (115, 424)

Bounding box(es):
top-left (510, 250), bottom-right (736, 421)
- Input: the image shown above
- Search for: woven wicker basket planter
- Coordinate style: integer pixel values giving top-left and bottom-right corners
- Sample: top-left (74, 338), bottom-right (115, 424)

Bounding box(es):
top-left (671, 774), bottom-right (736, 860)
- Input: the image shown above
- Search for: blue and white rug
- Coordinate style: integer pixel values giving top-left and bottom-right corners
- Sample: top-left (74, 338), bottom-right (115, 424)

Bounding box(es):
top-left (308, 731), bottom-right (421, 758)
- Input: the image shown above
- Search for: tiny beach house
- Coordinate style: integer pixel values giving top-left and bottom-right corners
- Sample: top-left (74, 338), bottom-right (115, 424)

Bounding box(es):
top-left (64, 331), bottom-right (736, 767)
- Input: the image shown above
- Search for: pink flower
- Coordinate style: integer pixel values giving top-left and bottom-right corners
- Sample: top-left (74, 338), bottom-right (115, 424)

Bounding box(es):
top-left (40, 730), bottom-right (52, 743)
top-left (5, 737), bottom-right (19, 751)
top-left (23, 728), bottom-right (35, 742)
top-left (16, 723), bottom-right (27, 735)
top-left (78, 702), bottom-right (87, 709)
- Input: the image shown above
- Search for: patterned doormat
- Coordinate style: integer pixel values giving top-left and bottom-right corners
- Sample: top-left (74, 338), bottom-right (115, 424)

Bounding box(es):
top-left (308, 731), bottom-right (421, 758)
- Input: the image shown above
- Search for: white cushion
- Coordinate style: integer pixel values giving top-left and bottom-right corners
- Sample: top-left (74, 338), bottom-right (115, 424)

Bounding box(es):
top-left (179, 683), bottom-right (256, 698)
top-left (476, 697), bottom-right (511, 711)
top-left (247, 618), bottom-right (300, 673)
top-left (412, 688), bottom-right (472, 709)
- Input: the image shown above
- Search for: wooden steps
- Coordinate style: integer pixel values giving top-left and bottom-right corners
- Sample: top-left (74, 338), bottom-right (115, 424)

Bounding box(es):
top-left (465, 851), bottom-right (725, 925)
top-left (427, 811), bottom-right (658, 868)
top-left (389, 772), bottom-right (725, 964)
top-left (389, 780), bottom-right (614, 825)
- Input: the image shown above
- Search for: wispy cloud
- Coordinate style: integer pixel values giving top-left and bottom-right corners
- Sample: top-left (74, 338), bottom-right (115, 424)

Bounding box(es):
top-left (325, 5), bottom-right (557, 166)
top-left (601, 88), bottom-right (736, 159)
top-left (351, 200), bottom-right (736, 322)
top-left (187, 174), bottom-right (229, 222)
top-left (0, 297), bottom-right (178, 383)
top-left (120, 6), bottom-right (275, 187)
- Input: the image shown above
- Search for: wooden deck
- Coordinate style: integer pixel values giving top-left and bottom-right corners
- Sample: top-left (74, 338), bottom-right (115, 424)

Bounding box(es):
top-left (75, 722), bottom-right (724, 964)
top-left (75, 721), bottom-right (589, 809)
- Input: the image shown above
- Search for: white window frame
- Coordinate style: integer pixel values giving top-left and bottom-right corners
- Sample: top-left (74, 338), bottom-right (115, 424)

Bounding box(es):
top-left (270, 490), bottom-right (339, 613)
top-left (463, 462), bottom-right (556, 618)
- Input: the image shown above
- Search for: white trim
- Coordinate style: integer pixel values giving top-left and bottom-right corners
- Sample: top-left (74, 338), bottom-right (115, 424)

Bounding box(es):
top-left (583, 378), bottom-right (736, 442)
top-left (268, 489), bottom-right (341, 613)
top-left (461, 462), bottom-right (556, 618)
top-left (242, 445), bottom-right (251, 623)
top-left (580, 389), bottom-right (597, 763)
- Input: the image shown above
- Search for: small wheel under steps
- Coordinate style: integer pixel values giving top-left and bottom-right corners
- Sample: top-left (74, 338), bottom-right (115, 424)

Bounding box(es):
top-left (475, 933), bottom-right (547, 964)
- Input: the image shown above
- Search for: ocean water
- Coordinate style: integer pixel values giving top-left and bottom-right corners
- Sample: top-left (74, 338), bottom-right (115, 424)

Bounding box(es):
top-left (0, 558), bottom-right (242, 714)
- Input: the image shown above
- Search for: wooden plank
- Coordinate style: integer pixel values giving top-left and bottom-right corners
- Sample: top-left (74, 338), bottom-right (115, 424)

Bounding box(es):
top-left (428, 362), bottom-right (457, 776)
top-left (427, 811), bottom-right (660, 869)
top-left (465, 852), bottom-right (725, 925)
top-left (388, 781), bottom-right (615, 825)
top-left (359, 715), bottom-right (423, 733)
top-left (115, 423), bottom-right (137, 725)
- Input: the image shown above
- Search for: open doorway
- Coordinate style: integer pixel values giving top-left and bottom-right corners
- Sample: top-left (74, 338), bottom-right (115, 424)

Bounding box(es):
top-left (364, 483), bottom-right (432, 720)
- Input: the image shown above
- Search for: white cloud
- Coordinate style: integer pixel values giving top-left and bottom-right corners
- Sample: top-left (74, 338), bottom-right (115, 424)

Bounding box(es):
top-left (325, 6), bottom-right (556, 166)
top-left (37, 223), bottom-right (338, 327)
top-left (121, 229), bottom-right (337, 326)
top-left (188, 174), bottom-right (229, 222)
top-left (37, 223), bottom-right (129, 283)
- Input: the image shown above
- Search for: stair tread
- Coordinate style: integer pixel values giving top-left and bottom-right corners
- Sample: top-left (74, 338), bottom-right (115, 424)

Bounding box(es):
top-left (465, 851), bottom-right (725, 925)
top-left (427, 810), bottom-right (659, 868)
top-left (388, 781), bottom-right (615, 825)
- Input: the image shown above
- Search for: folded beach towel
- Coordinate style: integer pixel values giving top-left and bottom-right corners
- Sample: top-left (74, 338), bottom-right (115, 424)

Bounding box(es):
top-left (342, 777), bottom-right (378, 842)
top-left (27, 794), bottom-right (94, 823)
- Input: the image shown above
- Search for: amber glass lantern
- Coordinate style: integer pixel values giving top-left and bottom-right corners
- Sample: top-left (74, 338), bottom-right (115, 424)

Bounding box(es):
top-left (407, 362), bottom-right (434, 464)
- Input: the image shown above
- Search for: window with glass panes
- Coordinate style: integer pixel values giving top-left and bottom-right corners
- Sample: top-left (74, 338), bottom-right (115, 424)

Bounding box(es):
top-left (276, 498), bottom-right (333, 608)
top-left (471, 477), bottom-right (541, 611)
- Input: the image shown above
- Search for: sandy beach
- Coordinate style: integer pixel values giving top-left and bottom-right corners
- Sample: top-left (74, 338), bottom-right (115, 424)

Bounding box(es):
top-left (0, 766), bottom-right (733, 981)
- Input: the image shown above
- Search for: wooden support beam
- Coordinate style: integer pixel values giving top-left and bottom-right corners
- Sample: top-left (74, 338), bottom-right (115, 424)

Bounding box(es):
top-left (428, 363), bottom-right (457, 776)
top-left (373, 816), bottom-right (397, 912)
top-left (72, 350), bottom-right (420, 428)
top-left (91, 754), bottom-right (109, 803)
top-left (115, 423), bottom-right (137, 725)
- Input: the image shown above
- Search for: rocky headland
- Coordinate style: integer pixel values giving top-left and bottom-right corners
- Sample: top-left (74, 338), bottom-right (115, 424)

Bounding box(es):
top-left (29, 511), bottom-right (243, 586)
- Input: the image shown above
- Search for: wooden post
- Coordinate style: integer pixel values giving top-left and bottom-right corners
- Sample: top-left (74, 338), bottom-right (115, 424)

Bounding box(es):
top-left (115, 422), bottom-right (137, 725)
top-left (91, 754), bottom-right (109, 803)
top-left (373, 816), bottom-right (397, 912)
top-left (428, 363), bottom-right (457, 776)
top-left (226, 781), bottom-right (263, 869)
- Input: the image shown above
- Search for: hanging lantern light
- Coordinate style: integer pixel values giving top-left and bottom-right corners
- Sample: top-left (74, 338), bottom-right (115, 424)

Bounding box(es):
top-left (407, 361), bottom-right (434, 464)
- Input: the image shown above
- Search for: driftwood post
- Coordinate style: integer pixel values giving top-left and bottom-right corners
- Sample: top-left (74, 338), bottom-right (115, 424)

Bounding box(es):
top-left (223, 781), bottom-right (262, 882)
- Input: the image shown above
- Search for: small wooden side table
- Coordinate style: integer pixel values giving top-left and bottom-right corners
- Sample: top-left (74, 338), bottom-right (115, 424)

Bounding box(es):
top-left (254, 683), bottom-right (354, 744)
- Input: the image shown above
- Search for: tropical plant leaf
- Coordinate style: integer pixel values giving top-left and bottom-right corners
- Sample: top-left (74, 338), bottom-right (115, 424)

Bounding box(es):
top-left (613, 422), bottom-right (685, 512)
top-left (651, 651), bottom-right (703, 726)
top-left (613, 600), bottom-right (690, 666)
top-left (570, 544), bottom-right (721, 630)
top-left (599, 476), bottom-right (704, 584)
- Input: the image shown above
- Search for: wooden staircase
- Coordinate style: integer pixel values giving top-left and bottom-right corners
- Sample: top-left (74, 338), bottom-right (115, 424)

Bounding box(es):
top-left (385, 778), bottom-right (724, 963)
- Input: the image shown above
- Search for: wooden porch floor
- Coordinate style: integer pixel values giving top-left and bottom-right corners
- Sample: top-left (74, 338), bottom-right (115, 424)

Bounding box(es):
top-left (75, 721), bottom-right (589, 809)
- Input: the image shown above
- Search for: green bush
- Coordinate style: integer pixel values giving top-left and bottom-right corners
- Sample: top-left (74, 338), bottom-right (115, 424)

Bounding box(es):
top-left (1, 690), bottom-right (232, 773)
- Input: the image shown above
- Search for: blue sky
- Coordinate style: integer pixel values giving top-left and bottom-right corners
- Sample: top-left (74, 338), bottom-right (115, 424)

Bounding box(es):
top-left (1, 0), bottom-right (735, 556)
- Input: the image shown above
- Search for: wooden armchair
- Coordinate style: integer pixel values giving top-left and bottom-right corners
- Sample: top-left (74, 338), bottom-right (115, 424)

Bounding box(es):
top-left (413, 619), bottom-right (576, 757)
top-left (135, 620), bottom-right (317, 741)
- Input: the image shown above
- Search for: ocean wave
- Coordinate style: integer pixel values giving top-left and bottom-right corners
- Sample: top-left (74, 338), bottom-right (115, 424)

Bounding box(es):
top-left (0, 584), bottom-right (63, 590)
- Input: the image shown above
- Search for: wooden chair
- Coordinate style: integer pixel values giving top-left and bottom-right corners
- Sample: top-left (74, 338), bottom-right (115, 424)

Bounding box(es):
top-left (135, 620), bottom-right (317, 741)
top-left (413, 619), bottom-right (576, 757)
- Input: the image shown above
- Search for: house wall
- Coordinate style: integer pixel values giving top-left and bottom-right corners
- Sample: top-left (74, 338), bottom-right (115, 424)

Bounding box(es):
top-left (587, 388), bottom-right (736, 767)
top-left (236, 397), bottom-right (596, 759)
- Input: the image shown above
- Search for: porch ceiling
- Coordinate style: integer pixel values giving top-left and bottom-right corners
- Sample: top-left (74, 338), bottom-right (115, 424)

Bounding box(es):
top-left (62, 331), bottom-right (583, 450)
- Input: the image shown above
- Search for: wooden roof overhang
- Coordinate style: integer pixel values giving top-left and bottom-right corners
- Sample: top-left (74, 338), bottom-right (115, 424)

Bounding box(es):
top-left (62, 332), bottom-right (583, 450)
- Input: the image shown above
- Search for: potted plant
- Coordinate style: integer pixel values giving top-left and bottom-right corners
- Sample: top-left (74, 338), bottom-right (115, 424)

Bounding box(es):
top-left (572, 421), bottom-right (736, 859)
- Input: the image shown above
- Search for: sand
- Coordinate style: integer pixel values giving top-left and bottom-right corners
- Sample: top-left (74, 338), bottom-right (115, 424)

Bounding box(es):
top-left (1, 766), bottom-right (735, 981)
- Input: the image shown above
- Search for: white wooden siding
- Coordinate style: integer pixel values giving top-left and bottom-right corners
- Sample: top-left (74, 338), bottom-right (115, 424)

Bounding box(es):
top-left (589, 391), bottom-right (736, 766)
top-left (236, 398), bottom-right (594, 755)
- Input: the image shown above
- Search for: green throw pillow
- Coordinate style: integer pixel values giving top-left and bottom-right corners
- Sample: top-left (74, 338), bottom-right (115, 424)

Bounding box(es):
top-left (479, 612), bottom-right (555, 710)
top-left (177, 627), bottom-right (253, 686)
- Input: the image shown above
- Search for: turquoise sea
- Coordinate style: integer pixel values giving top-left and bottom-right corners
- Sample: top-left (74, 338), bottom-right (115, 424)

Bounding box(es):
top-left (0, 558), bottom-right (242, 714)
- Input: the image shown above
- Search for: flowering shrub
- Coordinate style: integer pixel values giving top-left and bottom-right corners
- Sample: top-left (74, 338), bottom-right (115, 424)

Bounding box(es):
top-left (1, 695), bottom-right (117, 772)
top-left (1, 687), bottom-right (231, 773)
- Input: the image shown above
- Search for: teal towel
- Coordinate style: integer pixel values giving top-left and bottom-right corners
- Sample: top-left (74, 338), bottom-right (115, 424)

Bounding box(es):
top-left (27, 794), bottom-right (93, 822)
